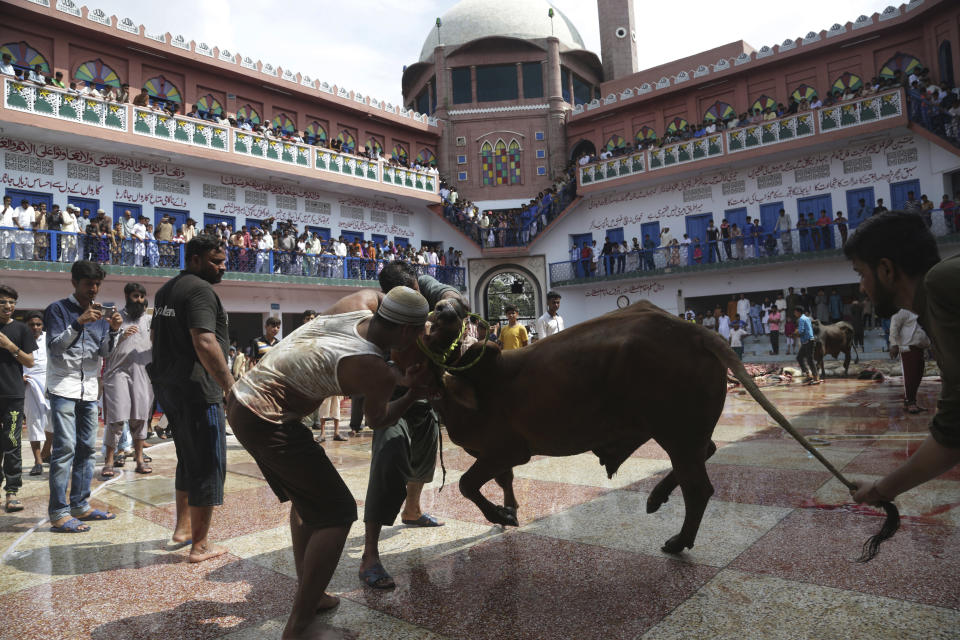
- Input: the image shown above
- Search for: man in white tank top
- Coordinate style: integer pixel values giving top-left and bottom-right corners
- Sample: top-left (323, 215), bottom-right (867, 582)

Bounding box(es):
top-left (226, 285), bottom-right (432, 639)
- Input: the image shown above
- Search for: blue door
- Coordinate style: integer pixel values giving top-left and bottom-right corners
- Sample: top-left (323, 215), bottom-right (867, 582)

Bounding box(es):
top-left (5, 189), bottom-right (53, 213)
top-left (341, 231), bottom-right (364, 245)
top-left (890, 179), bottom-right (921, 211)
top-left (155, 207), bottom-right (188, 233)
top-left (797, 195), bottom-right (832, 251)
top-left (394, 236), bottom-right (409, 249)
top-left (203, 214), bottom-right (236, 231)
top-left (639, 222), bottom-right (660, 246)
top-left (604, 227), bottom-right (624, 244)
top-left (307, 226), bottom-right (331, 242)
top-left (245, 217), bottom-right (264, 231)
top-left (759, 203), bottom-right (782, 236)
top-left (113, 202), bottom-right (142, 226)
top-left (371, 234), bottom-right (387, 249)
top-left (68, 197), bottom-right (99, 217)
top-left (845, 187), bottom-right (875, 228)
top-left (685, 213), bottom-right (712, 264)
top-left (571, 232), bottom-right (593, 277)
top-left (724, 207), bottom-right (747, 230)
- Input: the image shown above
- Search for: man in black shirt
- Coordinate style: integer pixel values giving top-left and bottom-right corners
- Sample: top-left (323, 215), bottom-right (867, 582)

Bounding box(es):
top-left (706, 220), bottom-right (722, 263)
top-left (150, 235), bottom-right (232, 563)
top-left (0, 284), bottom-right (37, 512)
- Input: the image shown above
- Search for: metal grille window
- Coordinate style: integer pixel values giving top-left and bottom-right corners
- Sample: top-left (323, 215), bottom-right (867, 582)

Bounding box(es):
top-left (67, 163), bottom-right (100, 182)
top-left (304, 200), bottom-right (331, 215)
top-left (245, 190), bottom-right (268, 206)
top-left (394, 213), bottom-right (410, 227)
top-left (154, 176), bottom-right (190, 194)
top-left (112, 169), bottom-right (143, 188)
top-left (370, 210), bottom-right (388, 223)
top-left (202, 184), bottom-right (237, 201)
top-left (5, 153), bottom-right (54, 175)
top-left (275, 195), bottom-right (297, 210)
top-left (341, 205), bottom-right (364, 220)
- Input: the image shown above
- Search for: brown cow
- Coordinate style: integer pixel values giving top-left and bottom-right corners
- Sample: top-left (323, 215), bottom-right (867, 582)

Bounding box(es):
top-left (812, 319), bottom-right (859, 378)
top-left (424, 300), bottom-right (823, 555)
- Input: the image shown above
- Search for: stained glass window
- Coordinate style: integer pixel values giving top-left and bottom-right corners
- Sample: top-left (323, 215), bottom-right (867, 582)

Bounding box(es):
top-left (750, 95), bottom-right (776, 113)
top-left (704, 101), bottom-right (735, 122)
top-left (879, 53), bottom-right (922, 79)
top-left (195, 94), bottom-right (223, 116)
top-left (832, 73), bottom-right (863, 94)
top-left (635, 126), bottom-right (657, 143)
top-left (666, 117), bottom-right (688, 135)
top-left (366, 138), bottom-right (383, 155)
top-left (481, 142), bottom-right (494, 186)
top-left (271, 113), bottom-right (295, 134)
top-left (143, 75), bottom-right (181, 105)
top-left (75, 59), bottom-right (121, 89)
top-left (417, 148), bottom-right (436, 166)
top-left (791, 84), bottom-right (818, 102)
top-left (393, 144), bottom-right (408, 162)
top-left (480, 140), bottom-right (520, 186)
top-left (305, 122), bottom-right (326, 144)
top-left (605, 135), bottom-right (625, 151)
top-left (337, 130), bottom-right (356, 152)
top-left (0, 41), bottom-right (49, 73)
top-left (236, 104), bottom-right (261, 124)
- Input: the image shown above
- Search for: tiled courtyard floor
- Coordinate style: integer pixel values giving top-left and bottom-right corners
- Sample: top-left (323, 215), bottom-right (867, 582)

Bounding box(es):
top-left (1, 378), bottom-right (957, 639)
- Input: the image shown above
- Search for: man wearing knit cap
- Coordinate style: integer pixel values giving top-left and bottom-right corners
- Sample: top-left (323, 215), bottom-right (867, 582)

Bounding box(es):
top-left (226, 285), bottom-right (432, 640)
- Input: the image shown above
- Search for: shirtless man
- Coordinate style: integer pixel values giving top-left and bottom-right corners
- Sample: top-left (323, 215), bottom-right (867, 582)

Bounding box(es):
top-left (226, 286), bottom-right (436, 640)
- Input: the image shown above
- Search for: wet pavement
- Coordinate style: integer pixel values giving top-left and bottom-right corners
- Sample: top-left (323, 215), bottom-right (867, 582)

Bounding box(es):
top-left (1, 379), bottom-right (958, 639)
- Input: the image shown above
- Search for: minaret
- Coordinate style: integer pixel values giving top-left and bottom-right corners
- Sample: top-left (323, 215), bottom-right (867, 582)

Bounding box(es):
top-left (597, 0), bottom-right (638, 82)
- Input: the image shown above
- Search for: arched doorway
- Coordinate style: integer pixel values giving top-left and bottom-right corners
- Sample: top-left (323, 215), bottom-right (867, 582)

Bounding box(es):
top-left (569, 139), bottom-right (596, 162)
top-left (479, 266), bottom-right (542, 326)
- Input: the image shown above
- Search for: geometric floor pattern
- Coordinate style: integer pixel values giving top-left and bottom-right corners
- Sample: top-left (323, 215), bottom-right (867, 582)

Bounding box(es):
top-left (2, 378), bottom-right (958, 639)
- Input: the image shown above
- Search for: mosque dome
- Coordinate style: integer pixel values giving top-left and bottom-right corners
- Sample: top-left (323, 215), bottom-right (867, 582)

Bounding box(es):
top-left (418, 0), bottom-right (587, 63)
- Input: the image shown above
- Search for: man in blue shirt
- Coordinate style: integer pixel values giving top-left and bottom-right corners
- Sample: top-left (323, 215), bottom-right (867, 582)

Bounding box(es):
top-left (793, 305), bottom-right (820, 384)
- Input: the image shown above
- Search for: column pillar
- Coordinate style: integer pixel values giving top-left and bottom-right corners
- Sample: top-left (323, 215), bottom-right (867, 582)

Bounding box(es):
top-left (433, 45), bottom-right (454, 178)
top-left (545, 36), bottom-right (567, 177)
top-left (516, 62), bottom-right (524, 99)
top-left (470, 65), bottom-right (477, 103)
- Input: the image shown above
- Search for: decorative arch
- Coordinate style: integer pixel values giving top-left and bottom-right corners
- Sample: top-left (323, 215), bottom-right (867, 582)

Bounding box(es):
top-left (750, 94), bottom-right (776, 113)
top-left (392, 144), bottom-right (408, 161)
top-left (365, 137), bottom-right (383, 156)
top-left (635, 126), bottom-right (657, 143)
top-left (604, 134), bottom-right (625, 151)
top-left (791, 84), bottom-right (818, 102)
top-left (704, 101), bottom-right (735, 122)
top-left (337, 130), bottom-right (356, 152)
top-left (832, 72), bottom-right (863, 94)
top-left (195, 94), bottom-right (223, 116)
top-left (570, 139), bottom-right (596, 161)
top-left (665, 117), bottom-right (688, 135)
top-left (237, 104), bottom-right (261, 124)
top-left (271, 113), bottom-right (296, 134)
top-left (0, 41), bottom-right (49, 73)
top-left (75, 58), bottom-right (121, 89)
top-left (416, 147), bottom-right (436, 166)
top-left (474, 263), bottom-right (544, 324)
top-left (480, 139), bottom-right (519, 186)
top-left (143, 75), bottom-right (181, 105)
top-left (879, 52), bottom-right (922, 79)
top-left (305, 122), bottom-right (327, 144)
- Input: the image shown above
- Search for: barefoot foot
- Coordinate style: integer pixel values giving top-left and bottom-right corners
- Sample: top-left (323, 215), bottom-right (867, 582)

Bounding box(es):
top-left (188, 542), bottom-right (228, 563)
top-left (316, 593), bottom-right (341, 612)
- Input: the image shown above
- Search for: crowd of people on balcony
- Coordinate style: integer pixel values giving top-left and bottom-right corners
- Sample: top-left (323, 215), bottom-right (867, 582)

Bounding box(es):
top-left (0, 199), bottom-right (464, 284)
top-left (564, 193), bottom-right (959, 280)
top-left (904, 67), bottom-right (960, 147)
top-left (437, 163), bottom-right (578, 248)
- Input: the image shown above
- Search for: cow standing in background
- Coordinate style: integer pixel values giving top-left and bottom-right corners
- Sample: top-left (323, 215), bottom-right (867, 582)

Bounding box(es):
top-left (812, 319), bottom-right (858, 378)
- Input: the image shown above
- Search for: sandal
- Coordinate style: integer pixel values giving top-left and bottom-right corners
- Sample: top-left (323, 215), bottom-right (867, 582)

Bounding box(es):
top-left (5, 494), bottom-right (24, 513)
top-left (50, 517), bottom-right (90, 533)
top-left (78, 508), bottom-right (115, 521)
top-left (135, 462), bottom-right (153, 474)
top-left (333, 434), bottom-right (348, 442)
top-left (904, 401), bottom-right (926, 414)
top-left (141, 454), bottom-right (152, 463)
top-left (154, 428), bottom-right (167, 440)
top-left (113, 454), bottom-right (126, 468)
top-left (359, 562), bottom-right (396, 589)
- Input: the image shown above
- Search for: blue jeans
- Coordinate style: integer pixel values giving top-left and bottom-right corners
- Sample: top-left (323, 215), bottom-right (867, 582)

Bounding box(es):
top-left (48, 394), bottom-right (99, 521)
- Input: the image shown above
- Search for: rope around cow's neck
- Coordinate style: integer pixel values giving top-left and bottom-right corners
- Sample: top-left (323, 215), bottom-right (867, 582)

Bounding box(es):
top-left (417, 312), bottom-right (490, 372)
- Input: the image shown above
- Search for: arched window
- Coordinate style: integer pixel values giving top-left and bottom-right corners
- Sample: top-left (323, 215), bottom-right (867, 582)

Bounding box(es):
top-left (416, 148), bottom-right (436, 166)
top-left (75, 58), bottom-right (121, 90)
top-left (0, 41), bottom-right (49, 74)
top-left (791, 84), bottom-right (818, 102)
top-left (704, 101), bottom-right (735, 122)
top-left (666, 117), bottom-right (688, 135)
top-left (750, 95), bottom-right (776, 113)
top-left (879, 53), bottom-right (922, 79)
top-left (305, 122), bottom-right (327, 144)
top-left (143, 75), bottom-right (181, 108)
top-left (939, 41), bottom-right (955, 88)
top-left (480, 141), bottom-right (494, 186)
top-left (832, 73), bottom-right (863, 95)
top-left (635, 126), bottom-right (657, 143)
top-left (236, 104), bottom-right (261, 124)
top-left (507, 140), bottom-right (521, 184)
top-left (365, 138), bottom-right (384, 156)
top-left (392, 144), bottom-right (408, 162)
top-left (605, 135), bottom-right (625, 151)
top-left (480, 139), bottom-right (519, 186)
top-left (271, 113), bottom-right (295, 134)
top-left (337, 131), bottom-right (356, 153)
top-left (195, 94), bottom-right (223, 116)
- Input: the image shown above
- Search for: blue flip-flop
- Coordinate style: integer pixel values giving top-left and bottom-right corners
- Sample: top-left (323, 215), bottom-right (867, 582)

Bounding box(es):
top-left (401, 513), bottom-right (444, 527)
top-left (77, 509), bottom-right (116, 521)
top-left (359, 562), bottom-right (396, 589)
top-left (50, 517), bottom-right (90, 533)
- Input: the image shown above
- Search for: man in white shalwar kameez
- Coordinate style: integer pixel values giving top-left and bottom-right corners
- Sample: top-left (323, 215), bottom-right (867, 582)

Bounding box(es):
top-left (22, 312), bottom-right (49, 476)
top-left (100, 283), bottom-right (154, 478)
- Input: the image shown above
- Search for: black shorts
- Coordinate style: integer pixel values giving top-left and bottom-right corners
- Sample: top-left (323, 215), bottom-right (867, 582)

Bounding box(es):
top-left (226, 391), bottom-right (357, 529)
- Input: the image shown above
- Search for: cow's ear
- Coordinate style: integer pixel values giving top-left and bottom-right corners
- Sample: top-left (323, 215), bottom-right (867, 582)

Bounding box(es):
top-left (441, 372), bottom-right (478, 410)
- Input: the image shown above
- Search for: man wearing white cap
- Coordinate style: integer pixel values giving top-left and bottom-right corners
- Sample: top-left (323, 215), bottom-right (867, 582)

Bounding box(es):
top-left (226, 285), bottom-right (433, 639)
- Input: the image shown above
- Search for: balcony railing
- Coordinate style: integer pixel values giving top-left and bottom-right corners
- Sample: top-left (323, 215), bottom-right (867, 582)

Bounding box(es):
top-left (549, 209), bottom-right (958, 286)
top-left (133, 107), bottom-right (229, 151)
top-left (0, 227), bottom-right (465, 289)
top-left (2, 78), bottom-right (436, 195)
top-left (578, 89), bottom-right (905, 186)
top-left (4, 80), bottom-right (127, 131)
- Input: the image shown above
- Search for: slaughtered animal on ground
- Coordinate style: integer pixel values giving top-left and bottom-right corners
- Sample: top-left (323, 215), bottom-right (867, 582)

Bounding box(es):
top-left (421, 300), bottom-right (897, 560)
top-left (812, 319), bottom-right (859, 378)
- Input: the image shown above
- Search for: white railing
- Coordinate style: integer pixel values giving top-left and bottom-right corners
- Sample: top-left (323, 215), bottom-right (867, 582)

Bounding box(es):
top-left (3, 78), bottom-right (127, 131)
top-left (315, 148), bottom-right (380, 181)
top-left (232, 131), bottom-right (312, 167)
top-left (132, 107), bottom-right (229, 151)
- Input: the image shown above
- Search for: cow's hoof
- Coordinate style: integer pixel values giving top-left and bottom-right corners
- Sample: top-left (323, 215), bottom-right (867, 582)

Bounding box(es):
top-left (503, 505), bottom-right (517, 520)
top-left (646, 491), bottom-right (670, 514)
top-left (661, 535), bottom-right (691, 554)
top-left (486, 505), bottom-right (519, 527)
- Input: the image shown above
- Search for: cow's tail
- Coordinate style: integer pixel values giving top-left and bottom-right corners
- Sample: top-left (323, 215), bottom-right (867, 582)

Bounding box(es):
top-left (700, 331), bottom-right (898, 562)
